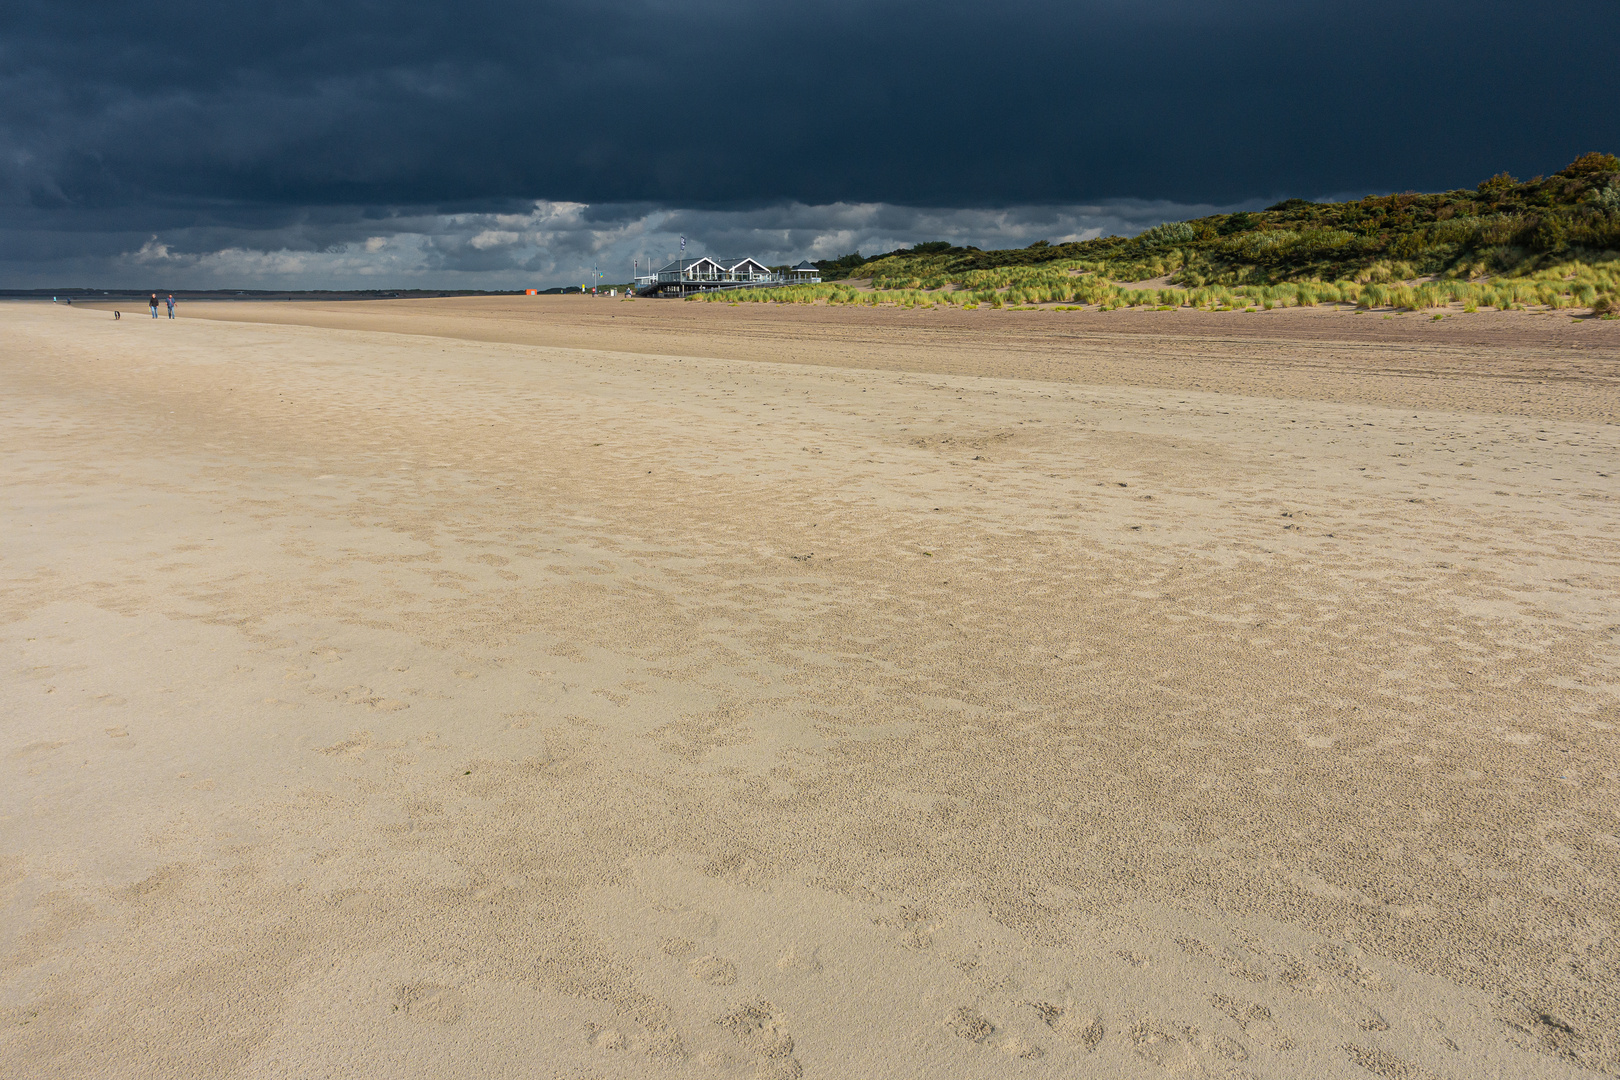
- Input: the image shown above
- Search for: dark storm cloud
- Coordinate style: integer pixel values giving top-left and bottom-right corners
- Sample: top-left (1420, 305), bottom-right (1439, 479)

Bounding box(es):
top-left (2, 0), bottom-right (1615, 285)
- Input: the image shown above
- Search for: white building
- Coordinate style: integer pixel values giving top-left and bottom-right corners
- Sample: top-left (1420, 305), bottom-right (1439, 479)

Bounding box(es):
top-left (634, 254), bottom-right (820, 296)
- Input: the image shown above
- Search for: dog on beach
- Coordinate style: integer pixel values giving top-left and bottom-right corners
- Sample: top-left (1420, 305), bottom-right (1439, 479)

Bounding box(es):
top-left (114, 310), bottom-right (121, 320)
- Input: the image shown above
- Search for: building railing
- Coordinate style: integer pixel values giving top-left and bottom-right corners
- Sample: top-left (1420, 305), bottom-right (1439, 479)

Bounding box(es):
top-left (635, 270), bottom-right (822, 294)
top-left (651, 272), bottom-right (822, 284)
top-left (655, 271), bottom-right (782, 284)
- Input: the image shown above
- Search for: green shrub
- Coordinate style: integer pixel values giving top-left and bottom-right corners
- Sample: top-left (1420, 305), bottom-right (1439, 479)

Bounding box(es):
top-left (1138, 221), bottom-right (1198, 247)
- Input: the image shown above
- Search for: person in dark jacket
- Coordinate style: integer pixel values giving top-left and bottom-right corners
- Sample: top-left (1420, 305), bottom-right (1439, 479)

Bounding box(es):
top-left (149, 294), bottom-right (159, 318)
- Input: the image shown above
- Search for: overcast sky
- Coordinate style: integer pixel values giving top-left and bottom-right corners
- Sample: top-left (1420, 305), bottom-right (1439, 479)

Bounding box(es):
top-left (3, 0), bottom-right (1615, 289)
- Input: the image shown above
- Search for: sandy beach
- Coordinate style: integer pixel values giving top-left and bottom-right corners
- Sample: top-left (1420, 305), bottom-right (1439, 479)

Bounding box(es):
top-left (3, 296), bottom-right (1618, 1078)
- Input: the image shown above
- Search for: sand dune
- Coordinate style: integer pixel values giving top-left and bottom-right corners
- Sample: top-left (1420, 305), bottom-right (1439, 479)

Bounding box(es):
top-left (3, 298), bottom-right (1617, 1078)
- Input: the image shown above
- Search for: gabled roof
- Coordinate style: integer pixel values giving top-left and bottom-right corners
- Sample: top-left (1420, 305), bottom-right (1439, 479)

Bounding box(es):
top-left (714, 257), bottom-right (770, 271)
top-left (656, 256), bottom-right (723, 274)
top-left (792, 260), bottom-right (819, 271)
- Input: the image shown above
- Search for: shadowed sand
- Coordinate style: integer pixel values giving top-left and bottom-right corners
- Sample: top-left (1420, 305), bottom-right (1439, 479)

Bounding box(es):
top-left (3, 298), bottom-right (1618, 1078)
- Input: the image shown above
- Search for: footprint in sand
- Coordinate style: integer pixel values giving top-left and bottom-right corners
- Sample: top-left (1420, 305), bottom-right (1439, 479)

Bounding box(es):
top-left (687, 953), bottom-right (738, 986)
top-left (999, 1035), bottom-right (1045, 1059)
top-left (1312, 944), bottom-right (1396, 993)
top-left (319, 730), bottom-right (374, 756)
top-left (1032, 1002), bottom-right (1104, 1051)
top-left (337, 685), bottom-right (409, 711)
top-left (716, 1001), bottom-right (800, 1078)
top-left (13, 740), bottom-right (70, 758)
top-left (1345, 1043), bottom-right (1440, 1079)
top-left (775, 944), bottom-right (821, 973)
top-left (393, 983), bottom-right (465, 1024)
top-left (1129, 1015), bottom-right (1248, 1071)
top-left (119, 862), bottom-right (193, 902)
top-left (946, 1006), bottom-right (996, 1044)
top-left (1422, 1014), bottom-right (1461, 1053)
top-left (1210, 993), bottom-right (1295, 1051)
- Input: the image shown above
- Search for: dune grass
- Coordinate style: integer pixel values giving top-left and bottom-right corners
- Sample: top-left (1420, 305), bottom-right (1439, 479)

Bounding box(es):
top-left (692, 259), bottom-right (1620, 316)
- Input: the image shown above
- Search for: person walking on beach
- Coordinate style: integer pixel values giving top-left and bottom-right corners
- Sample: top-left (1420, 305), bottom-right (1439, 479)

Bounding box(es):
top-left (166, 294), bottom-right (175, 319)
top-left (149, 293), bottom-right (159, 318)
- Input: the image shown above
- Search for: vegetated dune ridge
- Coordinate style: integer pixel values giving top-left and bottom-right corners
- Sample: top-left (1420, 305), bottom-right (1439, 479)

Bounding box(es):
top-left (812, 152), bottom-right (1620, 296)
top-left (2, 297), bottom-right (1617, 1079)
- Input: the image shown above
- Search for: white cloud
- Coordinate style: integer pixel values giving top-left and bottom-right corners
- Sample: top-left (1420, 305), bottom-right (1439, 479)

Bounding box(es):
top-left (48, 196), bottom-right (1257, 290)
top-left (469, 229), bottom-right (523, 249)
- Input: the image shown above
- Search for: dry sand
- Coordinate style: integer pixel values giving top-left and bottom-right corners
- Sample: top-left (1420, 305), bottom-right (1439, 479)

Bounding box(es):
top-left (3, 297), bottom-right (1618, 1079)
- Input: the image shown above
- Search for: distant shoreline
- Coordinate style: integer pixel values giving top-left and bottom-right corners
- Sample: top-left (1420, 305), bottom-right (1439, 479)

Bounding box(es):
top-left (0, 289), bottom-right (528, 302)
top-left (0, 287), bottom-right (633, 302)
